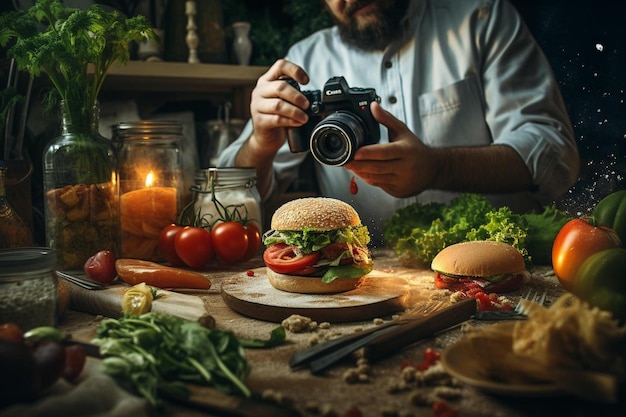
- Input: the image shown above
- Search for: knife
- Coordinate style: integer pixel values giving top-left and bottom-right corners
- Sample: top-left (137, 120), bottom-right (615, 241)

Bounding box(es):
top-left (305, 299), bottom-right (476, 374)
top-left (61, 338), bottom-right (103, 358)
top-left (362, 298), bottom-right (476, 361)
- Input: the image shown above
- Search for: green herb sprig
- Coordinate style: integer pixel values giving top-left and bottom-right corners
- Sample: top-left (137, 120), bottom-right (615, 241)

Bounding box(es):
top-left (0, 0), bottom-right (155, 122)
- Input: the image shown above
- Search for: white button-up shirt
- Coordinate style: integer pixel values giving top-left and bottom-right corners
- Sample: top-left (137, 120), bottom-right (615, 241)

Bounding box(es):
top-left (219, 0), bottom-right (579, 244)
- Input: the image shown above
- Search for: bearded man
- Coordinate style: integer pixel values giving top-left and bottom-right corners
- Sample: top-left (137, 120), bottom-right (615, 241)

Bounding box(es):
top-left (218, 0), bottom-right (579, 245)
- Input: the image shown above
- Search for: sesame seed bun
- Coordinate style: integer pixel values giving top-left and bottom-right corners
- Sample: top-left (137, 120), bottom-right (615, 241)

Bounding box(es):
top-left (431, 240), bottom-right (525, 278)
top-left (271, 197), bottom-right (361, 231)
top-left (267, 269), bottom-right (362, 294)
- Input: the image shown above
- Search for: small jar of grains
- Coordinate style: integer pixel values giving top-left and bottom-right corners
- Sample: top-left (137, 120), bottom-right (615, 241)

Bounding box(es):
top-left (0, 247), bottom-right (58, 331)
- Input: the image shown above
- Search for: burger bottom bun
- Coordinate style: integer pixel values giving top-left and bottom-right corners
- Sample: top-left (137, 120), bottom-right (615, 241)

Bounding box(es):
top-left (267, 269), bottom-right (362, 294)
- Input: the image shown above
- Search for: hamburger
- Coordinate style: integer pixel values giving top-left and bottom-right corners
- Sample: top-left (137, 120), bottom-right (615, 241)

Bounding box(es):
top-left (262, 197), bottom-right (373, 293)
top-left (431, 240), bottom-right (529, 295)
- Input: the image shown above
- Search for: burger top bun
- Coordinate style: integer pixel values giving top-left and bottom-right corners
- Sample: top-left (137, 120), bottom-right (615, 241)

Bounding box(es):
top-left (431, 240), bottom-right (525, 277)
top-left (271, 197), bottom-right (361, 231)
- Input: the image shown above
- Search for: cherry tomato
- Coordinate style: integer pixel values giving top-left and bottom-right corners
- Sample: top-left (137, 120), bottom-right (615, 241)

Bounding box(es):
top-left (0, 323), bottom-right (24, 344)
top-left (241, 223), bottom-right (262, 261)
top-left (83, 250), bottom-right (117, 284)
top-left (552, 218), bottom-right (622, 291)
top-left (158, 224), bottom-right (185, 266)
top-left (263, 243), bottom-right (321, 274)
top-left (212, 221), bottom-right (249, 263)
top-left (62, 344), bottom-right (87, 382)
top-left (174, 226), bottom-right (215, 268)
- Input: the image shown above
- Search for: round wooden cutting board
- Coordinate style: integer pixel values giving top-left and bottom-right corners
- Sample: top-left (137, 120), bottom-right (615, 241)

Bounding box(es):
top-left (221, 268), bottom-right (410, 323)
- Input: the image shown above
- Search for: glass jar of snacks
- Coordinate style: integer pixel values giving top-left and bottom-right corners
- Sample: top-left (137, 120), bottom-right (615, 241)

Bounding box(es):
top-left (0, 248), bottom-right (58, 331)
top-left (116, 121), bottom-right (184, 261)
top-left (192, 167), bottom-right (262, 231)
top-left (43, 101), bottom-right (118, 270)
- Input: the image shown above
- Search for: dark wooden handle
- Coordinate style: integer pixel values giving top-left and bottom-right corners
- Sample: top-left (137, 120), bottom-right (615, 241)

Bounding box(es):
top-left (363, 298), bottom-right (476, 361)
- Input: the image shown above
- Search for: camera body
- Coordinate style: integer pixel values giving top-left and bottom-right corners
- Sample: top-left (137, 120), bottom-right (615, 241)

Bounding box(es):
top-left (287, 76), bottom-right (380, 166)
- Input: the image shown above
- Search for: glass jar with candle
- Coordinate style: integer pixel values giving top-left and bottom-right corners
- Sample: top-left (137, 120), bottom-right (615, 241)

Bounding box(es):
top-left (116, 121), bottom-right (184, 261)
top-left (193, 167), bottom-right (262, 231)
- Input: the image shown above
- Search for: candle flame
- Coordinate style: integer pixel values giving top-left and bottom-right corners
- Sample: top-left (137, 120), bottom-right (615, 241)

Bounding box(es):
top-left (145, 171), bottom-right (154, 187)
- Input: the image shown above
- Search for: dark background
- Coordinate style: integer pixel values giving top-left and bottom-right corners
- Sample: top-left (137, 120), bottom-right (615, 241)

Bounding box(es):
top-left (510, 0), bottom-right (626, 214)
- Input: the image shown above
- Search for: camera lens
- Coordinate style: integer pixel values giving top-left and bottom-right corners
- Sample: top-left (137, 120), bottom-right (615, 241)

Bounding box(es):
top-left (310, 112), bottom-right (365, 166)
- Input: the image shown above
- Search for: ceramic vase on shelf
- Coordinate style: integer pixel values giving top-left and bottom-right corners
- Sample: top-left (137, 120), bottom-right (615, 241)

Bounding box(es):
top-left (43, 101), bottom-right (119, 270)
top-left (232, 21), bottom-right (252, 66)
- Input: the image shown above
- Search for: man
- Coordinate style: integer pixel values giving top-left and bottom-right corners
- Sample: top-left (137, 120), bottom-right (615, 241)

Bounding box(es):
top-left (218, 0), bottom-right (579, 244)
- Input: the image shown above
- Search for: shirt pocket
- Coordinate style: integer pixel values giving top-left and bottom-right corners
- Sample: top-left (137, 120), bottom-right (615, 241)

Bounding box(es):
top-left (418, 76), bottom-right (491, 147)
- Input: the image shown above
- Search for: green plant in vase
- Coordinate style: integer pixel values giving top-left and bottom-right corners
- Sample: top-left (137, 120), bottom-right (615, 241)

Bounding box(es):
top-left (0, 0), bottom-right (156, 269)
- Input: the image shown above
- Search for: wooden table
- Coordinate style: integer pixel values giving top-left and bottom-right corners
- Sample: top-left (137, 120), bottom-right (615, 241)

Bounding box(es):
top-left (56, 249), bottom-right (624, 417)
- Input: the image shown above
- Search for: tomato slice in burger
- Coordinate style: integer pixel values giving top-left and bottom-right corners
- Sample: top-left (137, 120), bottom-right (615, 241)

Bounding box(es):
top-left (263, 243), bottom-right (321, 274)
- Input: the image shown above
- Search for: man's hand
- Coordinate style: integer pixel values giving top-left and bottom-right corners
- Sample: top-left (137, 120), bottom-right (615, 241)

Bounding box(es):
top-left (247, 59), bottom-right (311, 156)
top-left (235, 59), bottom-right (310, 199)
top-left (345, 101), bottom-right (441, 197)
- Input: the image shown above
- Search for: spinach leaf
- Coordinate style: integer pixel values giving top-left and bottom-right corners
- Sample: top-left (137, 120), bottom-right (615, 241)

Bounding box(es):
top-left (93, 312), bottom-right (285, 406)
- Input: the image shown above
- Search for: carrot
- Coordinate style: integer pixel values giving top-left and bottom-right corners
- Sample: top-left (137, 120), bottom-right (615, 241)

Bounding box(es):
top-left (115, 259), bottom-right (212, 289)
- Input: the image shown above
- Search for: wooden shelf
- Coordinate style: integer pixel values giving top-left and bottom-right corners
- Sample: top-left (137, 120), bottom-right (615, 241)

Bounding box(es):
top-left (101, 60), bottom-right (267, 93)
top-left (97, 61), bottom-right (268, 117)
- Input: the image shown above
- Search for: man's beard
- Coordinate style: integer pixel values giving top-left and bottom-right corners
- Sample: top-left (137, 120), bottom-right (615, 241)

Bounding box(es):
top-left (334, 0), bottom-right (410, 51)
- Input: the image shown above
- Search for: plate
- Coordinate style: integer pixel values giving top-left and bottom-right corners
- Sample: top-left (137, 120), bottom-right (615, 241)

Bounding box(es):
top-left (441, 338), bottom-right (563, 397)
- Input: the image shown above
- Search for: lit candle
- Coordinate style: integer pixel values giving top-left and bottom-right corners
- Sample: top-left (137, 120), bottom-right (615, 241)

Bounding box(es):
top-left (120, 171), bottom-right (177, 261)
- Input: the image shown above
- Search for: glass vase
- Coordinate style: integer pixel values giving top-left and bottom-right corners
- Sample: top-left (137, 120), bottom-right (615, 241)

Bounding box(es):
top-left (43, 101), bottom-right (119, 270)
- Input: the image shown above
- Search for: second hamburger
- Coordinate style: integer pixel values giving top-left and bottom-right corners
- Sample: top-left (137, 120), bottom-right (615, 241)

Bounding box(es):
top-left (431, 240), bottom-right (529, 294)
top-left (263, 197), bottom-right (373, 293)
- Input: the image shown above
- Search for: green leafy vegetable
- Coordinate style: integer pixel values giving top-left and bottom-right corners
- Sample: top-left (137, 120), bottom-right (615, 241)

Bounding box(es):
top-left (92, 312), bottom-right (286, 407)
top-left (384, 194), bottom-right (571, 266)
top-left (321, 263), bottom-right (374, 283)
top-left (0, 0), bottom-right (155, 126)
top-left (263, 225), bottom-right (371, 254)
top-left (238, 326), bottom-right (286, 349)
top-left (521, 205), bottom-right (571, 265)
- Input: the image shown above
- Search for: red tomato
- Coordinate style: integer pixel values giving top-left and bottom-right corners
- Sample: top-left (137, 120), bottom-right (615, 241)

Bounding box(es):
top-left (263, 243), bottom-right (321, 274)
top-left (212, 221), bottom-right (249, 263)
top-left (83, 250), bottom-right (117, 284)
top-left (174, 226), bottom-right (215, 269)
top-left (241, 223), bottom-right (262, 261)
top-left (62, 344), bottom-right (86, 381)
top-left (552, 218), bottom-right (622, 291)
top-left (158, 224), bottom-right (185, 266)
top-left (0, 323), bottom-right (24, 344)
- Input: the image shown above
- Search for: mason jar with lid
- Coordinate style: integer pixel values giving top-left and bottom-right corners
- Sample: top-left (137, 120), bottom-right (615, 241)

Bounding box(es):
top-left (116, 121), bottom-right (184, 261)
top-left (193, 167), bottom-right (262, 231)
top-left (0, 248), bottom-right (58, 331)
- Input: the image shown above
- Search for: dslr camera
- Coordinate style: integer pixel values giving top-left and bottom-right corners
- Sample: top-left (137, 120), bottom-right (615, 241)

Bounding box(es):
top-left (287, 76), bottom-right (381, 166)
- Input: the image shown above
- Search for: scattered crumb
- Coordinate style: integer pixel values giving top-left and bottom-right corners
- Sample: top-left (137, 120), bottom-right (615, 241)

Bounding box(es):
top-left (281, 314), bottom-right (318, 333)
top-left (320, 403), bottom-right (339, 417)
